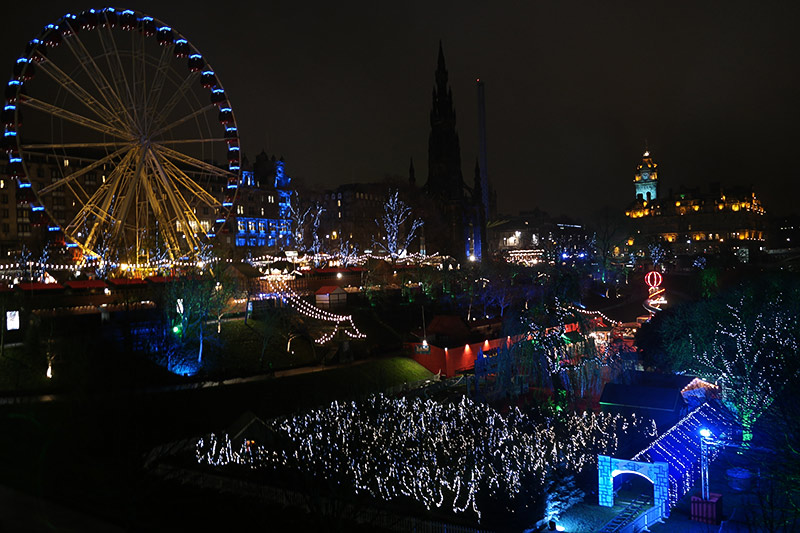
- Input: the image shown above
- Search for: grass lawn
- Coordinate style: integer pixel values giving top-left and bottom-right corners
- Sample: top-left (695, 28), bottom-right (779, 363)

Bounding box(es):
top-left (0, 344), bottom-right (49, 391)
top-left (213, 317), bottom-right (317, 374)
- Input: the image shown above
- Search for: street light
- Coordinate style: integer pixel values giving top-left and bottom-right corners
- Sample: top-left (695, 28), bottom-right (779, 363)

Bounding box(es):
top-left (699, 428), bottom-right (713, 500)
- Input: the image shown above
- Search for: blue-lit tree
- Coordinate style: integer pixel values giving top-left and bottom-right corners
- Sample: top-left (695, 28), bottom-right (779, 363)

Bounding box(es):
top-left (648, 243), bottom-right (667, 267)
top-left (309, 202), bottom-right (326, 261)
top-left (91, 228), bottom-right (118, 278)
top-left (337, 237), bottom-right (359, 267)
top-left (34, 245), bottom-right (49, 283)
top-left (372, 190), bottom-right (423, 260)
top-left (287, 192), bottom-right (310, 250)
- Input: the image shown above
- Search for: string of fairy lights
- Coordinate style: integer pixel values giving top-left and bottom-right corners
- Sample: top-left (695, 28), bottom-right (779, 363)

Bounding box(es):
top-left (249, 251), bottom-right (441, 269)
top-left (195, 394), bottom-right (657, 521)
top-left (631, 401), bottom-right (739, 507)
top-left (268, 279), bottom-right (366, 344)
top-left (566, 305), bottom-right (623, 327)
top-left (0, 249), bottom-right (442, 283)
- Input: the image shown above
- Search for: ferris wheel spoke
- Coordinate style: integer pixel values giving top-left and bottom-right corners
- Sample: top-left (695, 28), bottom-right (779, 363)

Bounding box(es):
top-left (66, 150), bottom-right (136, 240)
top-left (152, 138), bottom-right (227, 145)
top-left (160, 163), bottom-right (214, 245)
top-left (105, 149), bottom-right (146, 249)
top-left (144, 45), bottom-right (173, 132)
top-left (19, 96), bottom-right (132, 140)
top-left (157, 155), bottom-right (221, 207)
top-left (149, 71), bottom-right (201, 131)
top-left (66, 175), bottom-right (122, 238)
top-left (60, 22), bottom-right (133, 131)
top-left (21, 141), bottom-right (133, 150)
top-left (150, 153), bottom-right (199, 241)
top-left (96, 24), bottom-right (136, 126)
top-left (150, 102), bottom-right (216, 139)
top-left (37, 145), bottom-right (130, 196)
top-left (147, 151), bottom-right (203, 250)
top-left (154, 144), bottom-right (232, 177)
top-left (138, 164), bottom-right (182, 259)
top-left (130, 24), bottom-right (148, 129)
top-left (33, 53), bottom-right (121, 129)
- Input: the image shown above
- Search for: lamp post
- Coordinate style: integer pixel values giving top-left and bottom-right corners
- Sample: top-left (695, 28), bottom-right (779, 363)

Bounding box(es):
top-left (699, 428), bottom-right (712, 500)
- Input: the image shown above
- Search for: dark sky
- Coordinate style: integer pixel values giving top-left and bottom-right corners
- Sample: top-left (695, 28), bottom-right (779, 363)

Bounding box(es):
top-left (3, 1), bottom-right (800, 218)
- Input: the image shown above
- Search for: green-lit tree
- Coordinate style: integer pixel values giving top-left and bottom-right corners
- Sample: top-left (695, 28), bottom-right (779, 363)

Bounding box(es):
top-left (690, 293), bottom-right (799, 444)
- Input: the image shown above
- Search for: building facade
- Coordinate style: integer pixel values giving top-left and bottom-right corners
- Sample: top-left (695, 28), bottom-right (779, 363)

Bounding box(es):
top-left (625, 150), bottom-right (768, 261)
top-left (225, 152), bottom-right (292, 255)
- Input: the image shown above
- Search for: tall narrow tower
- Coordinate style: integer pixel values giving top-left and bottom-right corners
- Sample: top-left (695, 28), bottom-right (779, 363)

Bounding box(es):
top-left (425, 41), bottom-right (467, 259)
top-left (634, 150), bottom-right (659, 202)
top-left (476, 79), bottom-right (489, 221)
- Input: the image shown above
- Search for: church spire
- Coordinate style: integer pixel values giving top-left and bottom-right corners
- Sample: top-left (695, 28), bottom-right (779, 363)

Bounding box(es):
top-left (436, 40), bottom-right (447, 86)
top-left (425, 41), bottom-right (466, 259)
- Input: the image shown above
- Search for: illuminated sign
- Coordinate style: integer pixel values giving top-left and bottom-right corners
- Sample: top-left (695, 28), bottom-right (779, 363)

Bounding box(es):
top-left (6, 310), bottom-right (19, 331)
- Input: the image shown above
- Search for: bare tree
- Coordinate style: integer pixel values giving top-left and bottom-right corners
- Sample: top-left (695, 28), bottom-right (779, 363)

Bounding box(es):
top-left (309, 202), bottom-right (326, 263)
top-left (164, 272), bottom-right (234, 365)
top-left (372, 190), bottom-right (423, 260)
top-left (590, 206), bottom-right (628, 283)
top-left (337, 237), bottom-right (359, 267)
top-left (288, 192), bottom-right (312, 252)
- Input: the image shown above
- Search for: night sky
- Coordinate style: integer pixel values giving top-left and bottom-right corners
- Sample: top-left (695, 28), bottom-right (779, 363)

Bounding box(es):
top-left (3, 2), bottom-right (800, 219)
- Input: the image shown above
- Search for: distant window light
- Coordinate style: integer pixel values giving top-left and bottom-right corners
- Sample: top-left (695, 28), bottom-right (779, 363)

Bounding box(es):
top-left (63, 159), bottom-right (69, 167)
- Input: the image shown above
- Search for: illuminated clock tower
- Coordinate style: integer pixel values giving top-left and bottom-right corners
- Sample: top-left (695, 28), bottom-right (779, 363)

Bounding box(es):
top-left (634, 150), bottom-right (659, 201)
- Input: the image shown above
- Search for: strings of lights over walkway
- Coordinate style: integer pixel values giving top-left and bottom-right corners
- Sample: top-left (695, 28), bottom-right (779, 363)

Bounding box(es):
top-left (196, 395), bottom-right (657, 521)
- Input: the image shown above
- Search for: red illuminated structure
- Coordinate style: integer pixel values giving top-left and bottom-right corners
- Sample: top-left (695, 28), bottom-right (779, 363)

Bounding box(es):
top-left (644, 270), bottom-right (667, 314)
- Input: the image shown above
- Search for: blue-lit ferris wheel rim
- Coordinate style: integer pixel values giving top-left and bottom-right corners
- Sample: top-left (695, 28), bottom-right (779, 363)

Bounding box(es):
top-left (3, 7), bottom-right (241, 258)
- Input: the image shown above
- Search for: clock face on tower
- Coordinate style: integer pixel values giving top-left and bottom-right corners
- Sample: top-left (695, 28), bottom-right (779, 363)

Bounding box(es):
top-left (641, 171), bottom-right (650, 180)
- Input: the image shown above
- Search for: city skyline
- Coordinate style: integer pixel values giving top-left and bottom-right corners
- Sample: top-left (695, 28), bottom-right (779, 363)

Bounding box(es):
top-left (2, 1), bottom-right (799, 218)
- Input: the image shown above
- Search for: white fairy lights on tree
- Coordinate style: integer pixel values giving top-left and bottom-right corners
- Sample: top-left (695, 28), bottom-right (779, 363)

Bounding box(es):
top-left (309, 202), bottom-right (326, 260)
top-left (690, 295), bottom-right (799, 444)
top-left (373, 190), bottom-right (423, 260)
top-left (196, 395), bottom-right (655, 521)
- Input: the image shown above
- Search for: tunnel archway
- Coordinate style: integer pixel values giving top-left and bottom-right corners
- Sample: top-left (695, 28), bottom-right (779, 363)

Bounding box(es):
top-left (598, 455), bottom-right (669, 518)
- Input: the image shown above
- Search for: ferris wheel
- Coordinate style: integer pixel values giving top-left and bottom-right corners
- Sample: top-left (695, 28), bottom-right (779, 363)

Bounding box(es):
top-left (3, 8), bottom-right (240, 266)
